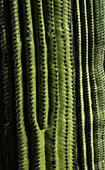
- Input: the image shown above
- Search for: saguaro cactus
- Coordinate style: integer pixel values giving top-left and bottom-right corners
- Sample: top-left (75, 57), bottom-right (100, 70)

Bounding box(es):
top-left (0, 0), bottom-right (105, 169)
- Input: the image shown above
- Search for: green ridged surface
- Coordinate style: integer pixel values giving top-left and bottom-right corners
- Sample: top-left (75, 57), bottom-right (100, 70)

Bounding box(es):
top-left (43, 0), bottom-right (59, 169)
top-left (18, 0), bottom-right (45, 169)
top-left (79, 0), bottom-right (94, 169)
top-left (31, 0), bottom-right (49, 130)
top-left (73, 0), bottom-right (88, 169)
top-left (93, 0), bottom-right (105, 169)
top-left (0, 1), bottom-right (10, 169)
top-left (87, 0), bottom-right (100, 169)
top-left (9, 0), bottom-right (29, 169)
top-left (0, 0), bottom-right (105, 169)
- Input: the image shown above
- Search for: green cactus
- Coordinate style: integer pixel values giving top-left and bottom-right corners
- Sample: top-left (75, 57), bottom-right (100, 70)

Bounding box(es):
top-left (0, 0), bottom-right (105, 169)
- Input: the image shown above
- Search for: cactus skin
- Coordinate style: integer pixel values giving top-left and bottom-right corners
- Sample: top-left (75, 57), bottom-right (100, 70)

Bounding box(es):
top-left (0, 0), bottom-right (19, 169)
top-left (79, 0), bottom-right (94, 169)
top-left (9, 0), bottom-right (29, 169)
top-left (18, 0), bottom-right (45, 169)
top-left (87, 0), bottom-right (100, 169)
top-left (53, 0), bottom-right (76, 169)
top-left (0, 1), bottom-right (10, 169)
top-left (43, 0), bottom-right (59, 169)
top-left (73, 0), bottom-right (88, 169)
top-left (93, 0), bottom-right (105, 169)
top-left (31, 0), bottom-right (49, 130)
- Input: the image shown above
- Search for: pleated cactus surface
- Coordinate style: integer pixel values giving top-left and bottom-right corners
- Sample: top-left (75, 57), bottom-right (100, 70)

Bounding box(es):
top-left (0, 0), bottom-right (105, 169)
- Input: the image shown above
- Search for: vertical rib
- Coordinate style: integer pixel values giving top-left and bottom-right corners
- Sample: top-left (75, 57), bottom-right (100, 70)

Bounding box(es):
top-left (9, 0), bottom-right (29, 169)
top-left (79, 0), bottom-right (94, 169)
top-left (43, 0), bottom-right (59, 169)
top-left (72, 0), bottom-right (87, 168)
top-left (87, 0), bottom-right (100, 169)
top-left (18, 0), bottom-right (45, 169)
top-left (31, 0), bottom-right (49, 130)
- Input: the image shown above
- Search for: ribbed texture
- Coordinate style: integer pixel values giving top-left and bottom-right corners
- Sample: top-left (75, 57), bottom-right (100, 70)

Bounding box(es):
top-left (0, 0), bottom-right (105, 169)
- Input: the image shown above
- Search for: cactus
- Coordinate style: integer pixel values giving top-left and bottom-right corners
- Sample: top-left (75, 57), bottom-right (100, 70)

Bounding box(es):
top-left (0, 0), bottom-right (105, 169)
